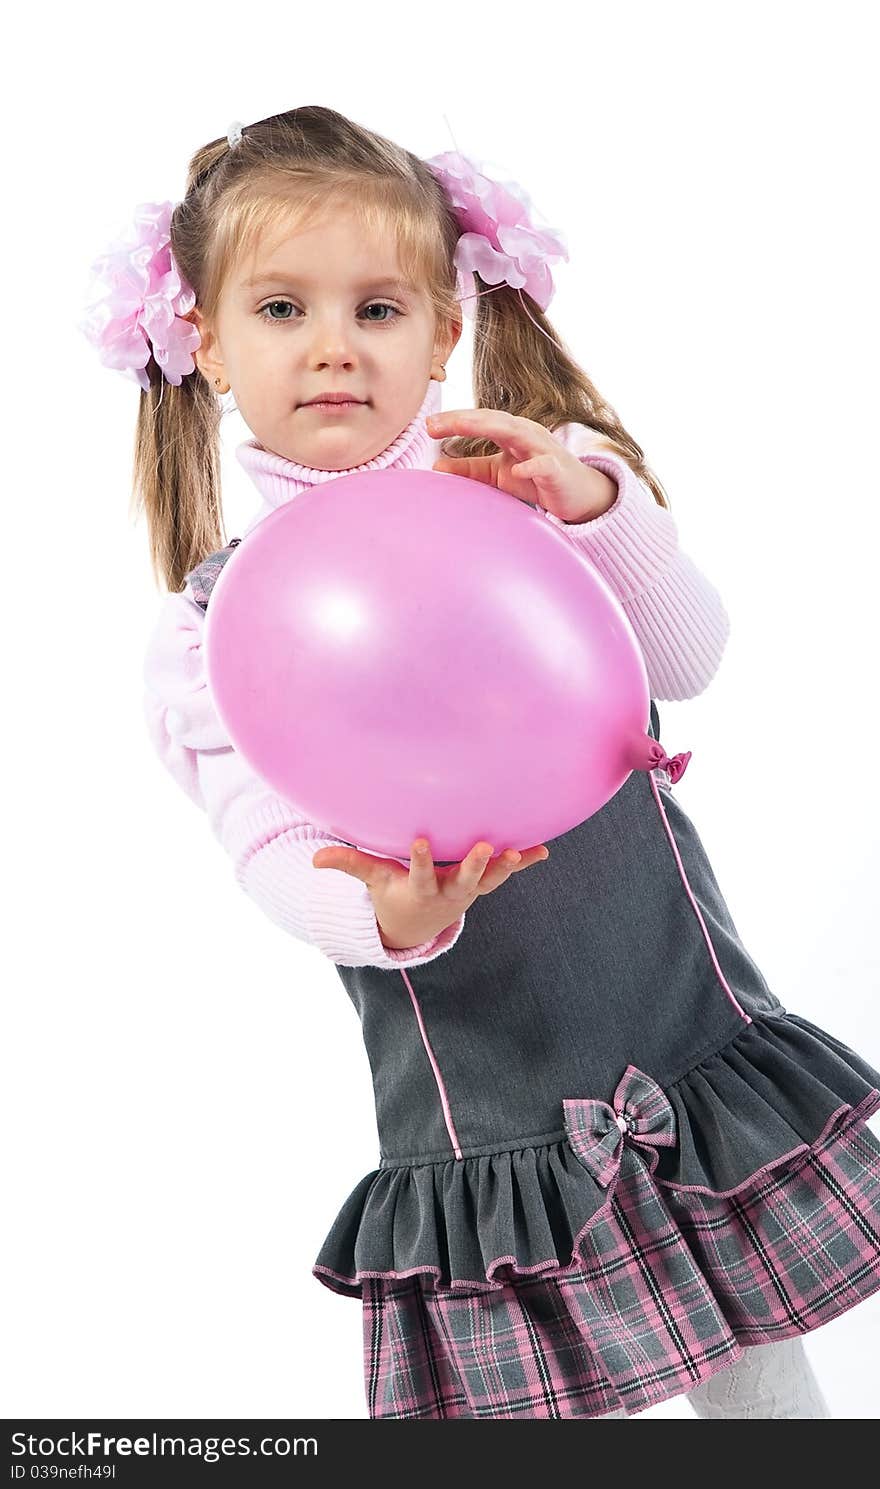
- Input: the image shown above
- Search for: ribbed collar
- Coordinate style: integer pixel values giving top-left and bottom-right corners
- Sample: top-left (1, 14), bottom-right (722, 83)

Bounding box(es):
top-left (235, 379), bottom-right (443, 533)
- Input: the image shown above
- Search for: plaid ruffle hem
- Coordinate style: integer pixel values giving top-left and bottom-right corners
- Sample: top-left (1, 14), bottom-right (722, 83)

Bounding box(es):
top-left (319, 1030), bottom-right (880, 1419)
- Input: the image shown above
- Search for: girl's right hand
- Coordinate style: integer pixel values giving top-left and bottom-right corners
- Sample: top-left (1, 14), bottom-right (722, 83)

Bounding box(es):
top-left (312, 837), bottom-right (550, 951)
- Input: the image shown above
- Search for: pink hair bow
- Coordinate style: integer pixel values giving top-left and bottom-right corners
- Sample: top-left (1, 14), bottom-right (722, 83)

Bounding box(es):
top-left (424, 150), bottom-right (569, 319)
top-left (563, 1066), bottom-right (677, 1189)
top-left (79, 201), bottom-right (201, 391)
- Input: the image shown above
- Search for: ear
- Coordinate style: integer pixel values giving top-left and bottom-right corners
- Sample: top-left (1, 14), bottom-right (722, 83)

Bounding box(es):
top-left (188, 307), bottom-right (227, 388)
top-left (435, 315), bottom-right (463, 365)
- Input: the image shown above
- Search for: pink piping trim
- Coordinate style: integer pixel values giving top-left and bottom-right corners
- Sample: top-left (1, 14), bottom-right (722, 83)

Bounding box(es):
top-left (648, 771), bottom-right (752, 1024)
top-left (398, 965), bottom-right (463, 1159)
top-left (386, 765), bottom-right (753, 1170)
top-left (312, 1251), bottom-right (592, 1293)
top-left (312, 1089), bottom-right (880, 1296)
top-left (656, 1089), bottom-right (880, 1196)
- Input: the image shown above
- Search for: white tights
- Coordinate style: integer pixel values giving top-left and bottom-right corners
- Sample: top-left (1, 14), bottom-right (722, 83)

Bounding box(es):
top-left (601, 1337), bottom-right (832, 1419)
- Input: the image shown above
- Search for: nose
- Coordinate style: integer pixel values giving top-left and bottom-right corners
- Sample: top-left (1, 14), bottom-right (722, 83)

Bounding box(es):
top-left (307, 312), bottom-right (358, 371)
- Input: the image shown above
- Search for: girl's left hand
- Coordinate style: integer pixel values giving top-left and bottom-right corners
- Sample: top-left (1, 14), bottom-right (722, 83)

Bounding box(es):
top-left (426, 408), bottom-right (616, 524)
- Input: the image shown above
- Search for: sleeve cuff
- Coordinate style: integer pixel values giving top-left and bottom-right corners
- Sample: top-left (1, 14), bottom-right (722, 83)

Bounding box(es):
top-left (541, 435), bottom-right (731, 699)
top-left (539, 450), bottom-right (679, 602)
top-left (228, 795), bottom-right (467, 970)
top-left (307, 865), bottom-right (467, 969)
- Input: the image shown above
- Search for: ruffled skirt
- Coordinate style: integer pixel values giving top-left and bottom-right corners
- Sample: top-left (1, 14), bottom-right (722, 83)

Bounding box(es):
top-left (309, 1010), bottom-right (880, 1418)
top-left (362, 1098), bottom-right (880, 1418)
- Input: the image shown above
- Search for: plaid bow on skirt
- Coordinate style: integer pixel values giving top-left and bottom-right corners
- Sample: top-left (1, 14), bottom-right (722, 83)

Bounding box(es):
top-left (563, 1065), bottom-right (678, 1188)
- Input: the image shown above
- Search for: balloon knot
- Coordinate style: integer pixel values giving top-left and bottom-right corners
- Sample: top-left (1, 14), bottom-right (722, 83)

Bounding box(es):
top-left (642, 739), bottom-right (692, 784)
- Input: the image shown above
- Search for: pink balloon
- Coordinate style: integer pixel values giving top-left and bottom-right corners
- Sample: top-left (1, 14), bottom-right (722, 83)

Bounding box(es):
top-left (203, 468), bottom-right (654, 863)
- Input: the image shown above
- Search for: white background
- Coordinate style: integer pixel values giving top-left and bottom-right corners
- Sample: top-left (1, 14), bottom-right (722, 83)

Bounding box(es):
top-left (4, 0), bottom-right (879, 1423)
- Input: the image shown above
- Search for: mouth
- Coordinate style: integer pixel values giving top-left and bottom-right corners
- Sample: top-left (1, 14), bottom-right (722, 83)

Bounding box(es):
top-left (302, 401), bottom-right (365, 410)
top-left (300, 396), bottom-right (367, 411)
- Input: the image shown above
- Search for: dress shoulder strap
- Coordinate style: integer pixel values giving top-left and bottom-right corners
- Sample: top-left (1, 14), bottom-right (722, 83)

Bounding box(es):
top-left (184, 538), bottom-right (242, 612)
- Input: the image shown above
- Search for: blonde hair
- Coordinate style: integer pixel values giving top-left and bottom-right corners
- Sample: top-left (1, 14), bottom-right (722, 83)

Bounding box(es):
top-left (133, 105), bottom-right (671, 595)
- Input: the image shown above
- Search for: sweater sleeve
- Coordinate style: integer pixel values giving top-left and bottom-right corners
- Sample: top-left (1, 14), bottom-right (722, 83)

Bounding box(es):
top-left (543, 423), bottom-right (731, 701)
top-left (142, 583), bottom-right (466, 969)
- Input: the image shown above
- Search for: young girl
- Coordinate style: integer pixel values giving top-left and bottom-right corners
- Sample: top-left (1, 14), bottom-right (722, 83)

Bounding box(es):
top-left (83, 105), bottom-right (880, 1420)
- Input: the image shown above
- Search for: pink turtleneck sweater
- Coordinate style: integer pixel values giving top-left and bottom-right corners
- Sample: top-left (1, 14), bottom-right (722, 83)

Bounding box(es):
top-left (142, 381), bottom-right (730, 969)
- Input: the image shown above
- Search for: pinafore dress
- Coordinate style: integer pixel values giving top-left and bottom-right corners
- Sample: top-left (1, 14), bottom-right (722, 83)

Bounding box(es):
top-left (191, 542), bottom-right (880, 1420)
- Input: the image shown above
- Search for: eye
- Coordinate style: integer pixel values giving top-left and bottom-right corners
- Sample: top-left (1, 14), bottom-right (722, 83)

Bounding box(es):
top-left (257, 300), bottom-right (403, 326)
top-left (258, 300), bottom-right (296, 324)
top-left (360, 302), bottom-right (401, 324)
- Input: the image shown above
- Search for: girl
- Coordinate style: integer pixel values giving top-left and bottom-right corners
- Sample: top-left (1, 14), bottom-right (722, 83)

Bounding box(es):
top-left (83, 105), bottom-right (880, 1420)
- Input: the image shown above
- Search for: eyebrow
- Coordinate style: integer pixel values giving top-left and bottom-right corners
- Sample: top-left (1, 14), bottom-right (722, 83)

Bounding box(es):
top-left (240, 272), bottom-right (417, 293)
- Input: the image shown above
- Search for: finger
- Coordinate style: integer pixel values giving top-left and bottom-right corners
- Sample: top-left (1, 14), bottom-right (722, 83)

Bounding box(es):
top-left (408, 837), bottom-right (438, 893)
top-left (432, 454), bottom-right (498, 483)
top-left (452, 840), bottom-right (495, 895)
top-left (428, 410), bottom-right (541, 461)
top-left (312, 846), bottom-right (392, 885)
top-left (477, 845), bottom-right (550, 891)
top-left (509, 844), bottom-right (550, 871)
top-left (479, 843), bottom-right (551, 887)
top-left (476, 847), bottom-right (522, 889)
top-left (510, 453), bottom-right (564, 487)
top-left (312, 846), bottom-right (364, 875)
top-left (312, 846), bottom-right (351, 871)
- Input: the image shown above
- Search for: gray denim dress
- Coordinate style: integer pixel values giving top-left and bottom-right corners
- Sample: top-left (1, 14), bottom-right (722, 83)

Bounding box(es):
top-left (189, 542), bottom-right (880, 1306)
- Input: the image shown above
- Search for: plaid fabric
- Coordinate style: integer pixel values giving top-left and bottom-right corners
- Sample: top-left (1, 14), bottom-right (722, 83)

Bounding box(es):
top-left (563, 1064), bottom-right (677, 1187)
top-left (185, 538), bottom-right (241, 611)
top-left (362, 1107), bottom-right (880, 1418)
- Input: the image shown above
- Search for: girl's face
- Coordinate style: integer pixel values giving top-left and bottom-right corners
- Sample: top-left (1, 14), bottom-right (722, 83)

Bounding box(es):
top-left (193, 206), bottom-right (460, 468)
